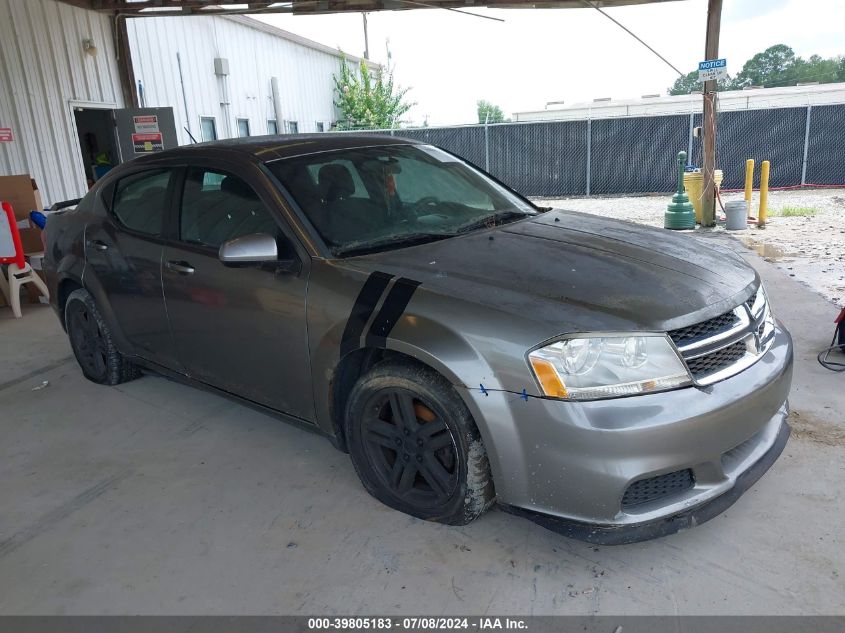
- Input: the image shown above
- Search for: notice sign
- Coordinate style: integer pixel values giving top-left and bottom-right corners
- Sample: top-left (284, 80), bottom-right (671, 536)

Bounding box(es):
top-left (132, 132), bottom-right (164, 154)
top-left (0, 127), bottom-right (13, 142)
top-left (133, 115), bottom-right (160, 134)
top-left (698, 58), bottom-right (727, 82)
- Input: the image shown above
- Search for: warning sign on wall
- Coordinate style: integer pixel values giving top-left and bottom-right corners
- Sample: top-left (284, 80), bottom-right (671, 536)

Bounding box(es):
top-left (0, 128), bottom-right (13, 142)
top-left (133, 115), bottom-right (160, 134)
top-left (132, 132), bottom-right (164, 154)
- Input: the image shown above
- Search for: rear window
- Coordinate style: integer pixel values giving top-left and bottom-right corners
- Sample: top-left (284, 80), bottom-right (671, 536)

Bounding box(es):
top-left (111, 170), bottom-right (172, 236)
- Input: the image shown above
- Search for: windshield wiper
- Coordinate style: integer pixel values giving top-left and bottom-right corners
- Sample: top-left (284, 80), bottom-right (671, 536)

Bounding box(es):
top-left (334, 232), bottom-right (453, 257)
top-left (453, 210), bottom-right (532, 234)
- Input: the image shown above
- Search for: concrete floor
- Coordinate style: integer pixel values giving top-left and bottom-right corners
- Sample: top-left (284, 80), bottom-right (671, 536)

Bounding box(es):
top-left (1, 236), bottom-right (843, 615)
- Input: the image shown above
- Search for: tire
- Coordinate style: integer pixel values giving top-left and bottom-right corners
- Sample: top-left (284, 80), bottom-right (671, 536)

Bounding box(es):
top-left (345, 361), bottom-right (495, 525)
top-left (64, 288), bottom-right (140, 385)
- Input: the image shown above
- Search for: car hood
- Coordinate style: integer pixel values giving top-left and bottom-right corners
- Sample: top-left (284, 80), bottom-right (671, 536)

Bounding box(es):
top-left (346, 209), bottom-right (758, 333)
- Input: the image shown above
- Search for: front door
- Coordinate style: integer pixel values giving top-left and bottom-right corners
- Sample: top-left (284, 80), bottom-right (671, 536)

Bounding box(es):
top-left (84, 167), bottom-right (178, 368)
top-left (162, 164), bottom-right (314, 421)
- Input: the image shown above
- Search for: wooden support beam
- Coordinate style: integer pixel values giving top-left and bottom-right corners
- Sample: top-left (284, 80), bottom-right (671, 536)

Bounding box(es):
top-left (700, 0), bottom-right (721, 227)
top-left (114, 15), bottom-right (138, 107)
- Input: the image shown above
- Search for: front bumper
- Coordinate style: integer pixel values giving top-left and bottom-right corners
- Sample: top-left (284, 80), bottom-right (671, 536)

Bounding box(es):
top-left (460, 324), bottom-right (793, 541)
top-left (502, 413), bottom-right (789, 544)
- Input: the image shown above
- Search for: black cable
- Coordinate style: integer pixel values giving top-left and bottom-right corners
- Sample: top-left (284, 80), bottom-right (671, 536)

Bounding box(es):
top-left (818, 326), bottom-right (845, 372)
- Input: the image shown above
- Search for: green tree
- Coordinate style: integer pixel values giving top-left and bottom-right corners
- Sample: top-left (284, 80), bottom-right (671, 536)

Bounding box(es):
top-left (333, 55), bottom-right (414, 130)
top-left (477, 100), bottom-right (505, 124)
top-left (731, 44), bottom-right (799, 89)
top-left (668, 69), bottom-right (731, 95)
top-left (667, 44), bottom-right (844, 94)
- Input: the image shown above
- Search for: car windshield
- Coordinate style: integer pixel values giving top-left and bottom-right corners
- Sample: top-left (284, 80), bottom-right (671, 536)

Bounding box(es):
top-left (267, 144), bottom-right (536, 256)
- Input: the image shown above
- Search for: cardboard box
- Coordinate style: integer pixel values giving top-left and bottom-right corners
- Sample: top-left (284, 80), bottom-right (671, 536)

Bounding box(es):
top-left (18, 226), bottom-right (43, 255)
top-left (0, 174), bottom-right (44, 255)
top-left (0, 175), bottom-right (43, 219)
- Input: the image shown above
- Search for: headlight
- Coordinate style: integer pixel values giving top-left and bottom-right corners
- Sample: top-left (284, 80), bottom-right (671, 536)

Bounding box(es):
top-left (528, 334), bottom-right (692, 400)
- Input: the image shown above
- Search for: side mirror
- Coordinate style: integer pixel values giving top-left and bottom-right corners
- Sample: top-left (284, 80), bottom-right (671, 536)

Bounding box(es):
top-left (219, 233), bottom-right (278, 263)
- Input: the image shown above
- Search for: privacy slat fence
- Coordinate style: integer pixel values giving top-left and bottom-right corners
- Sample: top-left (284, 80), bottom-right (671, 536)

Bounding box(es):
top-left (343, 103), bottom-right (845, 197)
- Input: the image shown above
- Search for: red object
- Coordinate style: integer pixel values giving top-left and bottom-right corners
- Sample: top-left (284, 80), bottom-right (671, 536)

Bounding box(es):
top-left (835, 308), bottom-right (845, 324)
top-left (0, 127), bottom-right (13, 142)
top-left (1, 201), bottom-right (26, 269)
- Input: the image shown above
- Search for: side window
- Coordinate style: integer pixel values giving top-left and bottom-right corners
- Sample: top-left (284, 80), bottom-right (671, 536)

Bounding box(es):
top-left (112, 169), bottom-right (172, 236)
top-left (179, 168), bottom-right (279, 249)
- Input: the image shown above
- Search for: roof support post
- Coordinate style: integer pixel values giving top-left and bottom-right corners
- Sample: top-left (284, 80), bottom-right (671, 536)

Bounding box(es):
top-left (700, 0), bottom-right (722, 227)
top-left (114, 15), bottom-right (138, 107)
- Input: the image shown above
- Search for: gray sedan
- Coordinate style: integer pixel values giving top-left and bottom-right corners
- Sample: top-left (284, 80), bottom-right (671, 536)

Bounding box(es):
top-left (44, 135), bottom-right (793, 544)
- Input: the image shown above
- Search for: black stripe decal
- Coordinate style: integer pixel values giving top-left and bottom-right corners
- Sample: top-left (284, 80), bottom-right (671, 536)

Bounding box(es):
top-left (365, 278), bottom-right (422, 349)
top-left (340, 271), bottom-right (394, 357)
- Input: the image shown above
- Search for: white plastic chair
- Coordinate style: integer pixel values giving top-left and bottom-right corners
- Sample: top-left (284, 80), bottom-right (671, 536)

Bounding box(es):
top-left (1, 200), bottom-right (49, 318)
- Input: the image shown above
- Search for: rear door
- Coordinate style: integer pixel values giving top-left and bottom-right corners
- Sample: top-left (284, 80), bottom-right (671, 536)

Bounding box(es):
top-left (85, 167), bottom-right (179, 368)
top-left (161, 161), bottom-right (314, 421)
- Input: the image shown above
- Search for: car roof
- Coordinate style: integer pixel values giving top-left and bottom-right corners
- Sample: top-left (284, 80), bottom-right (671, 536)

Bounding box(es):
top-left (133, 134), bottom-right (422, 165)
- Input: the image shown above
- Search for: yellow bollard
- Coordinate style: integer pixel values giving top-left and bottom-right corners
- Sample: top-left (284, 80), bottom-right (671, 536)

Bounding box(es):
top-left (744, 159), bottom-right (755, 217)
top-left (758, 160), bottom-right (770, 227)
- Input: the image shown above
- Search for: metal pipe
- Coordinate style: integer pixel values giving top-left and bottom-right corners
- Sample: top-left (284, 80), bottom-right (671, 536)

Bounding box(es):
top-left (271, 77), bottom-right (284, 133)
top-left (687, 112), bottom-right (694, 162)
top-left (758, 160), bottom-right (770, 227)
top-left (585, 117), bottom-right (592, 196)
top-left (176, 52), bottom-right (191, 138)
top-left (800, 105), bottom-right (812, 186)
top-left (484, 112), bottom-right (490, 172)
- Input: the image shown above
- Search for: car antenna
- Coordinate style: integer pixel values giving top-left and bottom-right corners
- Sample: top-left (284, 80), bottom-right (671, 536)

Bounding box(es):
top-left (184, 127), bottom-right (199, 144)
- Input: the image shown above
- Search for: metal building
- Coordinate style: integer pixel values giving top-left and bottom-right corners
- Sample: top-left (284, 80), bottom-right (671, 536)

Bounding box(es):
top-left (127, 15), bottom-right (363, 145)
top-left (0, 0), bottom-right (367, 206)
top-left (514, 83), bottom-right (845, 122)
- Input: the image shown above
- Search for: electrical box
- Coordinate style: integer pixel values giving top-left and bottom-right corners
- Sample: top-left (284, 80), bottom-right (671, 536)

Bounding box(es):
top-left (214, 57), bottom-right (230, 76)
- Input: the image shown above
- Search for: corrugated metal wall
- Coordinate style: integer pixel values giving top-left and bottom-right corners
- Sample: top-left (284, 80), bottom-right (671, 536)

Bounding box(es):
top-left (127, 15), bottom-right (349, 146)
top-left (0, 0), bottom-right (125, 206)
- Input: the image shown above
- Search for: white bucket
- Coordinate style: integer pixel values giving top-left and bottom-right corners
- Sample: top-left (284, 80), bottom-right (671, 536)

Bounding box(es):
top-left (724, 201), bottom-right (747, 230)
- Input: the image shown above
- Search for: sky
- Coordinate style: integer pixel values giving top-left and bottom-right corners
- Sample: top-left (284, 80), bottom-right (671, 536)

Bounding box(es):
top-left (257, 0), bottom-right (845, 126)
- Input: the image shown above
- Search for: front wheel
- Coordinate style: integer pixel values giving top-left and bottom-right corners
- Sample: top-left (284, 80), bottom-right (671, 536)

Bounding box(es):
top-left (65, 288), bottom-right (140, 385)
top-left (345, 361), bottom-right (495, 525)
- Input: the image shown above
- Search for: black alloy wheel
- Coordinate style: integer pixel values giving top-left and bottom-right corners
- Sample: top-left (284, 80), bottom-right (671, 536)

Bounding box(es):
top-left (361, 389), bottom-right (458, 508)
top-left (65, 288), bottom-right (140, 385)
top-left (346, 361), bottom-right (495, 525)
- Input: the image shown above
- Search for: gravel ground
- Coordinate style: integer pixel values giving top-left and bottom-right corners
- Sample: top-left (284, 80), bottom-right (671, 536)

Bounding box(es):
top-left (534, 188), bottom-right (845, 306)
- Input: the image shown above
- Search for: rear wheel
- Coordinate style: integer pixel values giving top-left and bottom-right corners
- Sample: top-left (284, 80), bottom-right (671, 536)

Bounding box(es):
top-left (345, 361), bottom-right (495, 524)
top-left (65, 288), bottom-right (140, 385)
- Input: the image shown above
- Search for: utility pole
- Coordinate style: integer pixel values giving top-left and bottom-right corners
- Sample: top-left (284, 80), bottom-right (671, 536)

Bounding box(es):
top-left (701, 0), bottom-right (722, 227)
top-left (362, 12), bottom-right (370, 60)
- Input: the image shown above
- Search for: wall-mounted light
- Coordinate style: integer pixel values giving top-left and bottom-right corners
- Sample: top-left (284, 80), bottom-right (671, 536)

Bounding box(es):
top-left (82, 38), bottom-right (97, 57)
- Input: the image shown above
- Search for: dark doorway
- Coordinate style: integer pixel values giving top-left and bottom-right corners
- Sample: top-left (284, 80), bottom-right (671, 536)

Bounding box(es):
top-left (73, 108), bottom-right (120, 188)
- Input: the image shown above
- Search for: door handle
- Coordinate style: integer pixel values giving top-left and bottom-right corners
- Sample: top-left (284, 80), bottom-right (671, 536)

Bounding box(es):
top-left (87, 239), bottom-right (108, 252)
top-left (165, 260), bottom-right (195, 275)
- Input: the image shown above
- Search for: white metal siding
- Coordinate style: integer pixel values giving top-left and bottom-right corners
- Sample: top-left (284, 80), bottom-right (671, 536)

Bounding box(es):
top-left (127, 15), bottom-right (350, 146)
top-left (0, 0), bottom-right (124, 205)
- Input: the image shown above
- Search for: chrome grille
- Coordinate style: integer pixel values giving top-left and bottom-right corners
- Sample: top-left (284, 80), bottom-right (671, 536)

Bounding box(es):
top-left (685, 340), bottom-right (747, 378)
top-left (669, 286), bottom-right (773, 385)
top-left (668, 311), bottom-right (739, 346)
top-left (622, 469), bottom-right (694, 509)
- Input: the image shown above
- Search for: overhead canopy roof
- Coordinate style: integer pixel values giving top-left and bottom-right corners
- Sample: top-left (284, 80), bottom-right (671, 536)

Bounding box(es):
top-left (59, 0), bottom-right (684, 17)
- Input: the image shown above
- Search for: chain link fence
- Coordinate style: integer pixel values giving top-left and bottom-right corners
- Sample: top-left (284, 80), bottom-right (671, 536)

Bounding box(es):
top-left (341, 103), bottom-right (845, 197)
